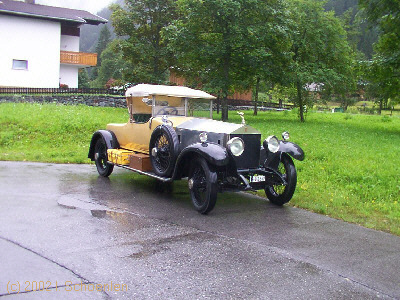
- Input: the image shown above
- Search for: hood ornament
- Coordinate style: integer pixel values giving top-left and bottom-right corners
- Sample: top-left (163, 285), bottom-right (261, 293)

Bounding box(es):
top-left (161, 115), bottom-right (169, 124)
top-left (237, 112), bottom-right (246, 125)
top-left (161, 115), bottom-right (173, 127)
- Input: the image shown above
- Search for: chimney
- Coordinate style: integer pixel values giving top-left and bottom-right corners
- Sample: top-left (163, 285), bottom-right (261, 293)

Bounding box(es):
top-left (25, 0), bottom-right (35, 4)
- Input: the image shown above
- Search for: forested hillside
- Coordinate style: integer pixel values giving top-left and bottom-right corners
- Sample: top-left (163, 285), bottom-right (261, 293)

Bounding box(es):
top-left (326, 0), bottom-right (358, 14)
top-left (325, 0), bottom-right (377, 58)
top-left (79, 0), bottom-right (123, 52)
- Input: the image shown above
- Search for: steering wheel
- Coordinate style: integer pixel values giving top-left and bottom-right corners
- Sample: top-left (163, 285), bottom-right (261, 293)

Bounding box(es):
top-left (157, 107), bottom-right (178, 115)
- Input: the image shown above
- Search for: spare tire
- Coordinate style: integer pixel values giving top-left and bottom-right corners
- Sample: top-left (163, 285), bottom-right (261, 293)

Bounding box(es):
top-left (149, 125), bottom-right (179, 177)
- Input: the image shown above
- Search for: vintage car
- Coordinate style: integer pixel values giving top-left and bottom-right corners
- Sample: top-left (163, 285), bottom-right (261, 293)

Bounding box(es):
top-left (88, 84), bottom-right (304, 214)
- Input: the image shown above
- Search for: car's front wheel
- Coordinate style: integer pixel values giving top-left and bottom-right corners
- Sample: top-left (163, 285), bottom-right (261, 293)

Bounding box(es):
top-left (94, 138), bottom-right (114, 177)
top-left (188, 157), bottom-right (218, 214)
top-left (265, 154), bottom-right (297, 205)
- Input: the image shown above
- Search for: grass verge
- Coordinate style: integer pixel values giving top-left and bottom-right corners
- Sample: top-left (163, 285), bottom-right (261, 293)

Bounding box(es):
top-left (1, 102), bottom-right (399, 235)
top-left (0, 103), bottom-right (127, 163)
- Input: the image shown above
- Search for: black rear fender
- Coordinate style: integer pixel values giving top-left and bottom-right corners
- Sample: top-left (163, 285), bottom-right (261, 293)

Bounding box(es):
top-left (88, 130), bottom-right (119, 161)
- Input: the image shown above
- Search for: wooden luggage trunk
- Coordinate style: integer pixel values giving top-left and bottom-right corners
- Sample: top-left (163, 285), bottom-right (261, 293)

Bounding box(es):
top-left (129, 153), bottom-right (152, 172)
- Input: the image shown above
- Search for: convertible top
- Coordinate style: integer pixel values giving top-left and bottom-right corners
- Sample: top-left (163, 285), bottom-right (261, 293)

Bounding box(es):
top-left (125, 84), bottom-right (216, 100)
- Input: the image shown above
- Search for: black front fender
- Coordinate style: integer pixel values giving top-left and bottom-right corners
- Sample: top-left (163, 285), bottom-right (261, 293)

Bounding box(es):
top-left (177, 142), bottom-right (229, 167)
top-left (88, 130), bottom-right (119, 161)
top-left (264, 141), bottom-right (304, 170)
top-left (279, 141), bottom-right (305, 161)
top-left (172, 142), bottom-right (229, 179)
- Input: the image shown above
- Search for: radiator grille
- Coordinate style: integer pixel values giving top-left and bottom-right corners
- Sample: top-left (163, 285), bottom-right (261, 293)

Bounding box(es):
top-left (230, 134), bottom-right (261, 169)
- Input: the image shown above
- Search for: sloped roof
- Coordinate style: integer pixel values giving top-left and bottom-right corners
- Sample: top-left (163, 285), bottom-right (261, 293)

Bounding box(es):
top-left (126, 84), bottom-right (216, 100)
top-left (0, 0), bottom-right (107, 25)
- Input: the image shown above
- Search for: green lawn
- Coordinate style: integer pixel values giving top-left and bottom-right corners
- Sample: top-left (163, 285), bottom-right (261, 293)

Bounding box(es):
top-left (0, 103), bottom-right (127, 163)
top-left (1, 102), bottom-right (399, 235)
top-left (241, 110), bottom-right (400, 235)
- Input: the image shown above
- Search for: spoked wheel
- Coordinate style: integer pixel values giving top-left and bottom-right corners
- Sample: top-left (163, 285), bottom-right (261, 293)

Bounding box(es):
top-left (94, 138), bottom-right (114, 177)
top-left (265, 154), bottom-right (297, 206)
top-left (188, 157), bottom-right (218, 214)
top-left (149, 125), bottom-right (178, 177)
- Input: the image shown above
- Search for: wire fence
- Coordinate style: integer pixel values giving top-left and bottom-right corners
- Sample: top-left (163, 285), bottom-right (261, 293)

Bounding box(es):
top-left (216, 98), bottom-right (294, 110)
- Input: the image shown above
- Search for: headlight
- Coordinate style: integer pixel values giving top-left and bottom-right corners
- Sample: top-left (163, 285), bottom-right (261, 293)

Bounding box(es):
top-left (227, 137), bottom-right (244, 156)
top-left (264, 135), bottom-right (280, 153)
top-left (282, 131), bottom-right (289, 141)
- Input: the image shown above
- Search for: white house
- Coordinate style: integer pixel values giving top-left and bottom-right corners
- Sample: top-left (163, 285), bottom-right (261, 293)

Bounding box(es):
top-left (0, 0), bottom-right (107, 88)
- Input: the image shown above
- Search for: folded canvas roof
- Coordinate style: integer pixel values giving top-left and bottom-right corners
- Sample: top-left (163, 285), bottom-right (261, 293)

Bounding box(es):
top-left (125, 84), bottom-right (216, 100)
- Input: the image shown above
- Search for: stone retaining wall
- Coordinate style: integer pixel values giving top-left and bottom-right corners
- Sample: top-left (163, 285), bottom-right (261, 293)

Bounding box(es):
top-left (0, 95), bottom-right (290, 112)
top-left (0, 95), bottom-right (127, 108)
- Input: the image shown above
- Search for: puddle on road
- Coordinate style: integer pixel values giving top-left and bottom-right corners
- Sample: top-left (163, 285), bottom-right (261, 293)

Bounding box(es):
top-left (56, 195), bottom-right (209, 260)
top-left (58, 195), bottom-right (112, 212)
top-left (57, 195), bottom-right (162, 231)
top-left (57, 194), bottom-right (140, 227)
top-left (90, 209), bottom-right (107, 218)
top-left (122, 232), bottom-right (207, 259)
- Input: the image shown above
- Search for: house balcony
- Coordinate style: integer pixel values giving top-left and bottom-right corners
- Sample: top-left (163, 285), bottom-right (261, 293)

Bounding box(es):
top-left (60, 51), bottom-right (97, 67)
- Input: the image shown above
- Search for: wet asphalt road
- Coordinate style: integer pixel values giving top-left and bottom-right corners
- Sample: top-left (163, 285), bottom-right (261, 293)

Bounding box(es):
top-left (0, 161), bottom-right (399, 299)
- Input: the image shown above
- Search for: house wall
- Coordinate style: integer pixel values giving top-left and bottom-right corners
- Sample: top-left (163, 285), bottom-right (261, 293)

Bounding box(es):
top-left (60, 27), bottom-right (85, 88)
top-left (0, 15), bottom-right (61, 88)
top-left (60, 35), bottom-right (79, 52)
top-left (59, 64), bottom-right (78, 88)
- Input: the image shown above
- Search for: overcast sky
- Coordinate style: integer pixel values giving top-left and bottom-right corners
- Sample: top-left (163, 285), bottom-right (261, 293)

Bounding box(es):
top-left (35, 0), bottom-right (114, 14)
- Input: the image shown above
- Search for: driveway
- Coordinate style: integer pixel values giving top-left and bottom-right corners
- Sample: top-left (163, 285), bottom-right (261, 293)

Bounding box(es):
top-left (0, 161), bottom-right (399, 299)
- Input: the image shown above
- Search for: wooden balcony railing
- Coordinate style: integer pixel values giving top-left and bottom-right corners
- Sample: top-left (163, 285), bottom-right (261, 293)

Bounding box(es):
top-left (60, 51), bottom-right (97, 67)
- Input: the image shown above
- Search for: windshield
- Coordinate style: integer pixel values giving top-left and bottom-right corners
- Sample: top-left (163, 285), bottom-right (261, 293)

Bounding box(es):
top-left (152, 96), bottom-right (213, 119)
top-left (153, 96), bottom-right (185, 116)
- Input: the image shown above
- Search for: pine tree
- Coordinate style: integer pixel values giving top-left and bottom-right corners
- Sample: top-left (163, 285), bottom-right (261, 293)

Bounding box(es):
top-left (95, 25), bottom-right (112, 67)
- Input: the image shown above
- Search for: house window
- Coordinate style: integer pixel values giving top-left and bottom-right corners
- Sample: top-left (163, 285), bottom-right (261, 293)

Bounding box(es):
top-left (12, 60), bottom-right (28, 70)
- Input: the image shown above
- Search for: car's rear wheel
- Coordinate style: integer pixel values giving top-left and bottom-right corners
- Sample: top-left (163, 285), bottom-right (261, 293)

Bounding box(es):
top-left (188, 157), bottom-right (218, 214)
top-left (149, 125), bottom-right (179, 177)
top-left (94, 138), bottom-right (114, 177)
top-left (265, 154), bottom-right (297, 205)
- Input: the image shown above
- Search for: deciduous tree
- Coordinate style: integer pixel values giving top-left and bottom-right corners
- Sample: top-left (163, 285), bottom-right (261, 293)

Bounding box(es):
top-left (91, 40), bottom-right (128, 88)
top-left (359, 0), bottom-right (400, 104)
top-left (287, 0), bottom-right (355, 121)
top-left (110, 0), bottom-right (177, 84)
top-left (164, 0), bottom-right (288, 121)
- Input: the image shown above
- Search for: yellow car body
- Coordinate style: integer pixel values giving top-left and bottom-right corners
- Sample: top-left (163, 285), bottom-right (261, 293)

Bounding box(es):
top-left (106, 116), bottom-right (193, 155)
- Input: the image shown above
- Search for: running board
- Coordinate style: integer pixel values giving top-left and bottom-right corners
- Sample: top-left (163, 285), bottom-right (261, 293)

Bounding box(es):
top-left (116, 164), bottom-right (173, 182)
